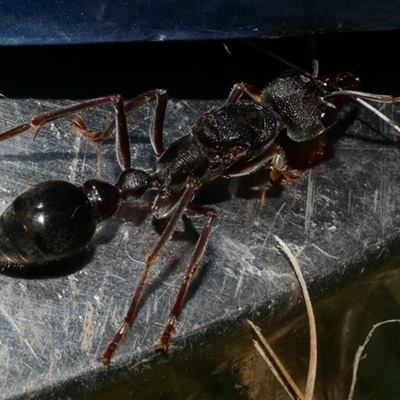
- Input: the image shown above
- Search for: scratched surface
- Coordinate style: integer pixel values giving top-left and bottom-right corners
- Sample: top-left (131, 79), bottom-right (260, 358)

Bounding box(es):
top-left (0, 98), bottom-right (400, 398)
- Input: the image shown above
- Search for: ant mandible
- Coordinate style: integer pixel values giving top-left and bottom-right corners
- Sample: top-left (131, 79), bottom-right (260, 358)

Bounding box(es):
top-left (0, 62), bottom-right (398, 366)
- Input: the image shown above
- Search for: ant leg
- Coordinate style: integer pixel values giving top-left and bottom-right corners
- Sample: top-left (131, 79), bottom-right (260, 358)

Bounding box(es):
top-left (225, 144), bottom-right (300, 207)
top-left (227, 82), bottom-right (263, 104)
top-left (0, 96), bottom-right (122, 142)
top-left (224, 144), bottom-right (300, 182)
top-left (0, 96), bottom-right (134, 171)
top-left (154, 204), bottom-right (217, 352)
top-left (73, 90), bottom-right (168, 169)
top-left (0, 123), bottom-right (32, 142)
top-left (92, 89), bottom-right (169, 157)
top-left (269, 157), bottom-right (301, 183)
top-left (98, 177), bottom-right (200, 366)
top-left (128, 89), bottom-right (168, 157)
top-left (225, 144), bottom-right (283, 176)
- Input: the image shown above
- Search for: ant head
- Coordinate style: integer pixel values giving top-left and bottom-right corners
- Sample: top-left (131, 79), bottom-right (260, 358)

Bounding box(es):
top-left (261, 70), bottom-right (338, 142)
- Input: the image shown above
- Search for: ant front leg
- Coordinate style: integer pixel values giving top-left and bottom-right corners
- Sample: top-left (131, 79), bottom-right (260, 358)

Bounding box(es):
top-left (224, 143), bottom-right (300, 183)
top-left (227, 82), bottom-right (263, 104)
top-left (225, 143), bottom-right (300, 206)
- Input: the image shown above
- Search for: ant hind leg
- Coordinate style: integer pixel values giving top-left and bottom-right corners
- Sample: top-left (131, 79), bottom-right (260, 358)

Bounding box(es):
top-left (154, 203), bottom-right (217, 352)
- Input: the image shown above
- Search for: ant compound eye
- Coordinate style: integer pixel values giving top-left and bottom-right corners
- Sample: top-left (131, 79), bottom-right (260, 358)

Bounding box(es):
top-left (319, 103), bottom-right (338, 130)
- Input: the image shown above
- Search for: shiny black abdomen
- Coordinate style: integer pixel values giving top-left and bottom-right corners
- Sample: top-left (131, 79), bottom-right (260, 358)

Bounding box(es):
top-left (0, 180), bottom-right (97, 264)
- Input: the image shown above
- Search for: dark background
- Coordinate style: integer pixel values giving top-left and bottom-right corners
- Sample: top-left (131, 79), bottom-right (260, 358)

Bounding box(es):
top-left (0, 31), bottom-right (399, 101)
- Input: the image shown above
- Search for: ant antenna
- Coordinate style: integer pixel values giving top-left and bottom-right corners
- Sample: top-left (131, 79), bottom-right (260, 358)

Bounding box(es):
top-left (327, 89), bottom-right (400, 134)
top-left (242, 37), bottom-right (318, 78)
top-left (308, 36), bottom-right (319, 78)
top-left (241, 39), bottom-right (311, 77)
top-left (355, 97), bottom-right (400, 135)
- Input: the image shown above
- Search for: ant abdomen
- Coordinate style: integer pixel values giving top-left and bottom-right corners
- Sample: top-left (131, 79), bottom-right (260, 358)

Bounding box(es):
top-left (0, 181), bottom-right (97, 265)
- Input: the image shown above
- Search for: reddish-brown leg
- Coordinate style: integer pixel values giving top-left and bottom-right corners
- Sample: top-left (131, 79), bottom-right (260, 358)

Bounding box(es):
top-left (224, 143), bottom-right (300, 208)
top-left (154, 204), bottom-right (217, 352)
top-left (0, 96), bottom-right (120, 141)
top-left (0, 96), bottom-right (134, 170)
top-left (224, 143), bottom-right (300, 183)
top-left (224, 143), bottom-right (285, 177)
top-left (94, 89), bottom-right (168, 157)
top-left (98, 177), bottom-right (201, 366)
top-left (227, 82), bottom-right (263, 104)
top-left (0, 90), bottom-right (169, 171)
